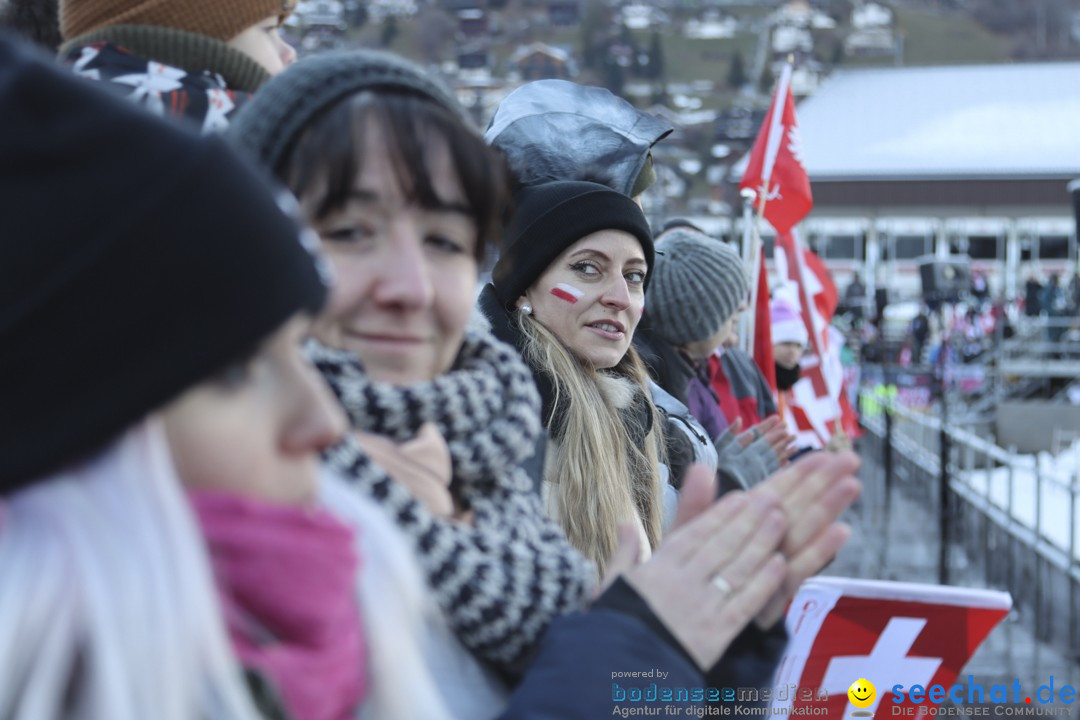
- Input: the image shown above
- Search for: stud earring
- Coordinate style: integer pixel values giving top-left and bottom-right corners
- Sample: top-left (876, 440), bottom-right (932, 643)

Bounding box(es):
top-left (519, 303), bottom-right (533, 316)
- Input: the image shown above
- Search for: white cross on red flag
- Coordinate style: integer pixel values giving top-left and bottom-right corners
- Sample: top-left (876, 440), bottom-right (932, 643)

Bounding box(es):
top-left (771, 578), bottom-right (1011, 718)
top-left (774, 231), bottom-right (859, 447)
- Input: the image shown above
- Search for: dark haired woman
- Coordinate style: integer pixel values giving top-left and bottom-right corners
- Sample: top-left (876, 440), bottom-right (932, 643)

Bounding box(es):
top-left (230, 49), bottom-right (862, 717)
top-left (230, 51), bottom-right (601, 713)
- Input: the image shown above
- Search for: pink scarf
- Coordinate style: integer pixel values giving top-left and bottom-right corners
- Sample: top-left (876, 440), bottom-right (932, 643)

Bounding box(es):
top-left (189, 491), bottom-right (366, 720)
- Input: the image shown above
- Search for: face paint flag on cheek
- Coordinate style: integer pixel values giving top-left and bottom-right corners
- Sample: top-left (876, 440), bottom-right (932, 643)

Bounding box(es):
top-left (550, 283), bottom-right (584, 304)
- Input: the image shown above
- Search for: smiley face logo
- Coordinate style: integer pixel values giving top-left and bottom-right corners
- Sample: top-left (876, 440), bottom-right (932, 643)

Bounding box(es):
top-left (848, 678), bottom-right (876, 709)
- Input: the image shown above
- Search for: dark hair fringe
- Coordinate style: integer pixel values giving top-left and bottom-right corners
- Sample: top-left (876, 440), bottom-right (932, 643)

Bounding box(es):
top-left (280, 90), bottom-right (508, 262)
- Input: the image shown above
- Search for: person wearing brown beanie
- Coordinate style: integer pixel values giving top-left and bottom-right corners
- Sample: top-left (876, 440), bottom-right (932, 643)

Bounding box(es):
top-left (57, 0), bottom-right (297, 132)
top-left (0, 0), bottom-right (62, 51)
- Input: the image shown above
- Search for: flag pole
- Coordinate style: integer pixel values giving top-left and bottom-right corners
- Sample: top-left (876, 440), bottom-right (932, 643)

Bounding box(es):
top-left (754, 55), bottom-right (794, 221)
top-left (744, 57), bottom-right (793, 354)
top-left (740, 187), bottom-right (758, 355)
top-left (742, 192), bottom-right (769, 356)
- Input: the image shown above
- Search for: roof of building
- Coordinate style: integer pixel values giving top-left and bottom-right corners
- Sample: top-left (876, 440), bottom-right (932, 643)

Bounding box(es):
top-left (789, 62), bottom-right (1080, 181)
top-left (509, 42), bottom-right (571, 64)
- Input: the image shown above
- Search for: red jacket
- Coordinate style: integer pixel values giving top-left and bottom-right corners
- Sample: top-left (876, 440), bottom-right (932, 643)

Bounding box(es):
top-left (707, 347), bottom-right (778, 429)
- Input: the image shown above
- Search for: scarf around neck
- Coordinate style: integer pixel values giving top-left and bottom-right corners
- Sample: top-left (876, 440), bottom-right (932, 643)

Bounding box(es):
top-left (189, 490), bottom-right (366, 720)
top-left (309, 332), bottom-right (594, 675)
top-left (775, 362), bottom-right (802, 391)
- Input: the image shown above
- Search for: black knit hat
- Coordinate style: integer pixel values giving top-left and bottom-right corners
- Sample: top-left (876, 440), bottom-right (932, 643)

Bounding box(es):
top-left (0, 35), bottom-right (329, 492)
top-left (229, 48), bottom-right (471, 173)
top-left (492, 180), bottom-right (654, 307)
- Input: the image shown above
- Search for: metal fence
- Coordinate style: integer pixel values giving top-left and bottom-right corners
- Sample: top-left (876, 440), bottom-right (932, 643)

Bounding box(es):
top-left (996, 316), bottom-right (1080, 394)
top-left (859, 389), bottom-right (1080, 659)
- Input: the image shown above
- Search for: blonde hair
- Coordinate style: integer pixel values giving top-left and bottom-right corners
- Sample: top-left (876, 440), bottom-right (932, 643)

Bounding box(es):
top-left (0, 420), bottom-right (261, 720)
top-left (516, 313), bottom-right (664, 578)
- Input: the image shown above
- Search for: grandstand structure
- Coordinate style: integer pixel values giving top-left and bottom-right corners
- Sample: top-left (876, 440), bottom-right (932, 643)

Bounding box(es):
top-left (722, 62), bottom-right (1080, 301)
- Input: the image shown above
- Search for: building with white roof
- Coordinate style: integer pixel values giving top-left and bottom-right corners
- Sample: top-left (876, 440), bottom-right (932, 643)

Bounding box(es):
top-left (733, 63), bottom-right (1080, 298)
top-left (798, 63), bottom-right (1080, 187)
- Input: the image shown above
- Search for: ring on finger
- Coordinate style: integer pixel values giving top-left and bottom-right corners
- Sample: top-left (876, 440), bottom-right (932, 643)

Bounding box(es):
top-left (710, 573), bottom-right (734, 600)
top-left (752, 427), bottom-right (762, 441)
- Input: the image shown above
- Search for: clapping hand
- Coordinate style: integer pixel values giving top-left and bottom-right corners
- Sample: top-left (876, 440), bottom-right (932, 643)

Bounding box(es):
top-left (604, 465), bottom-right (789, 670)
top-left (751, 451), bottom-right (861, 627)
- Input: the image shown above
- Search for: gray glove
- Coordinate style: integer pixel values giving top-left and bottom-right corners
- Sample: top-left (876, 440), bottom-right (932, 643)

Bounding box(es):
top-left (713, 425), bottom-right (781, 488)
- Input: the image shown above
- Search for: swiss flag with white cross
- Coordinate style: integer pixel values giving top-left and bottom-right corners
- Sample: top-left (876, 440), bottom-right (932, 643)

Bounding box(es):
top-left (771, 578), bottom-right (1011, 718)
top-left (774, 231), bottom-right (859, 447)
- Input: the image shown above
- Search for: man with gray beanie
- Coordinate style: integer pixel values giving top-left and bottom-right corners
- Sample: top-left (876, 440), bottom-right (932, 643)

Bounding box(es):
top-left (634, 226), bottom-right (793, 490)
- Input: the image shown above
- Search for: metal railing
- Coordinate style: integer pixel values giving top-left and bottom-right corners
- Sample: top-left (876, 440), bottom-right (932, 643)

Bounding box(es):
top-left (859, 388), bottom-right (1080, 656)
top-left (997, 316), bottom-right (1080, 380)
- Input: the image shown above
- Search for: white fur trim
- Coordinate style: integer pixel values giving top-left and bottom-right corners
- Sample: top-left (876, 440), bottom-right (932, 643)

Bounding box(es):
top-left (595, 372), bottom-right (638, 410)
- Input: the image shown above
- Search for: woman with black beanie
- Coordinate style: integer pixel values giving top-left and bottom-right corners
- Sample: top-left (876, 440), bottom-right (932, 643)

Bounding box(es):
top-left (228, 48), bottom-right (863, 718)
top-left (228, 49), bottom-right (597, 713)
top-left (478, 179), bottom-right (668, 577)
top-left (485, 79), bottom-right (806, 520)
top-left (477, 180), bottom-right (860, 706)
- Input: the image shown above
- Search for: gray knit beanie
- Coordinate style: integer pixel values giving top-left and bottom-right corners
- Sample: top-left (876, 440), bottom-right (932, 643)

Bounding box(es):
top-left (228, 49), bottom-right (471, 172)
top-left (647, 227), bottom-right (750, 346)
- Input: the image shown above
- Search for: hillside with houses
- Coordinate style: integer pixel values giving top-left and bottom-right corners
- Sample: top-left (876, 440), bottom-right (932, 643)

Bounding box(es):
top-left (285, 0), bottom-right (1080, 217)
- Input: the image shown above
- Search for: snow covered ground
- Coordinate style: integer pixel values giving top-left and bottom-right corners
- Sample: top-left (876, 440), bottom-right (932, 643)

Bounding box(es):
top-left (861, 391), bottom-right (1080, 563)
top-left (956, 439), bottom-right (1080, 560)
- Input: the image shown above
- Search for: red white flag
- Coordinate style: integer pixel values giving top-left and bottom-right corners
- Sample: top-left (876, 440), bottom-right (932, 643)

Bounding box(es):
top-left (739, 63), bottom-right (813, 237)
top-left (739, 62), bottom-right (812, 386)
top-left (771, 578), bottom-right (1011, 718)
top-left (753, 251), bottom-right (777, 393)
top-left (774, 231), bottom-right (859, 446)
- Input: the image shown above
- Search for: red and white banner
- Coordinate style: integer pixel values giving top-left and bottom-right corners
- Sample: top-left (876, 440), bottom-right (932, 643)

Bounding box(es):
top-left (738, 63), bottom-right (813, 238)
top-left (771, 578), bottom-right (1011, 718)
top-left (738, 61), bottom-right (812, 386)
top-left (752, 251), bottom-right (777, 393)
top-left (774, 230), bottom-right (859, 447)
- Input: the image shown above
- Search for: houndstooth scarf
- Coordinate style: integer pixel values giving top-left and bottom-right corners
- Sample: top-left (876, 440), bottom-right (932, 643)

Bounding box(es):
top-left (309, 333), bottom-right (595, 675)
